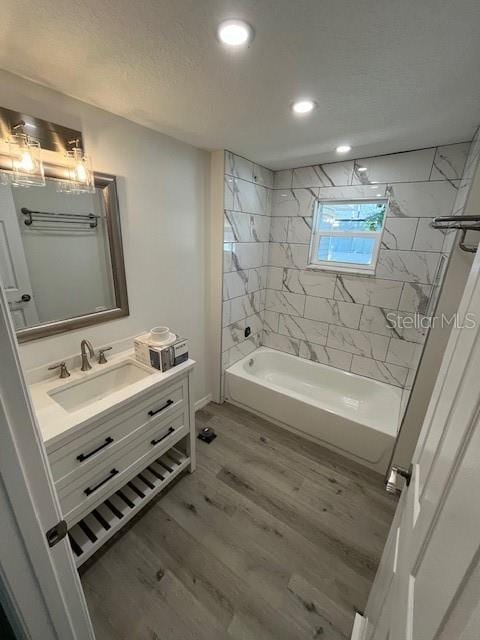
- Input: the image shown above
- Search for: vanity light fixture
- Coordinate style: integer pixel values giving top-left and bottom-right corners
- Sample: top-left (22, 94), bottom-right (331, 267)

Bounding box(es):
top-left (292, 100), bottom-right (316, 115)
top-left (8, 120), bottom-right (45, 187)
top-left (336, 145), bottom-right (352, 154)
top-left (217, 19), bottom-right (254, 46)
top-left (58, 138), bottom-right (95, 194)
top-left (0, 107), bottom-right (94, 190)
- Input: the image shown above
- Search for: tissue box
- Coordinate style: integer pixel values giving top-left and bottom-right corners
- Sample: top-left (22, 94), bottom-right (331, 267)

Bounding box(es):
top-left (134, 333), bottom-right (188, 372)
top-left (134, 333), bottom-right (155, 367)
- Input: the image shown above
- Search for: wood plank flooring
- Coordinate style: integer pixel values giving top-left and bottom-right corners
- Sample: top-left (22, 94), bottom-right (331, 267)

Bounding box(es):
top-left (80, 402), bottom-right (397, 640)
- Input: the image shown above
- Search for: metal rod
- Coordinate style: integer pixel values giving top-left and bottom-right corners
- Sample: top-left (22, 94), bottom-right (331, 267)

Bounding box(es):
top-left (21, 207), bottom-right (98, 229)
top-left (21, 207), bottom-right (98, 219)
top-left (21, 226), bottom-right (97, 233)
top-left (430, 215), bottom-right (480, 254)
top-left (25, 218), bottom-right (95, 225)
top-left (431, 214), bottom-right (480, 230)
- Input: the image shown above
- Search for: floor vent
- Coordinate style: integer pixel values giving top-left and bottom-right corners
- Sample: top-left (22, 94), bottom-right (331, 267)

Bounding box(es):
top-left (68, 448), bottom-right (189, 567)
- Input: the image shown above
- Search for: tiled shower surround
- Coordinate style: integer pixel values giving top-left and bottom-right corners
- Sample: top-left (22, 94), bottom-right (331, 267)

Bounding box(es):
top-left (222, 140), bottom-right (475, 393)
top-left (223, 152), bottom-right (273, 370)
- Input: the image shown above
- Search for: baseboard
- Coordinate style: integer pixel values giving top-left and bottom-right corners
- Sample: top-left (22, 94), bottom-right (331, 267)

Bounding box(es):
top-left (194, 394), bottom-right (212, 412)
top-left (350, 613), bottom-right (366, 640)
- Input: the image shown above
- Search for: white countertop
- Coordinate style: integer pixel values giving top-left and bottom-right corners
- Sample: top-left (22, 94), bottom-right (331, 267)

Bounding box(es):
top-left (29, 348), bottom-right (195, 450)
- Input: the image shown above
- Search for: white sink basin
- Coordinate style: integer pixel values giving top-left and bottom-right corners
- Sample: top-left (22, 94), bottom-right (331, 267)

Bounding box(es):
top-left (48, 360), bottom-right (153, 413)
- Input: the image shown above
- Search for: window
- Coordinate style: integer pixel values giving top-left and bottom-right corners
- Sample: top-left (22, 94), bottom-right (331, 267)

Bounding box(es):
top-left (308, 198), bottom-right (388, 274)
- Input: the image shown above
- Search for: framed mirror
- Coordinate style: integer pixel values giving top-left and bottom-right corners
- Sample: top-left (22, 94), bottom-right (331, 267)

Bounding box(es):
top-left (0, 171), bottom-right (129, 342)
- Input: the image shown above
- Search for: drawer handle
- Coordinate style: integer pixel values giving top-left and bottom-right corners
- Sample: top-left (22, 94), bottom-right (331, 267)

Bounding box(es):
top-left (151, 426), bottom-right (175, 446)
top-left (84, 468), bottom-right (119, 496)
top-left (76, 437), bottom-right (114, 462)
top-left (148, 399), bottom-right (174, 417)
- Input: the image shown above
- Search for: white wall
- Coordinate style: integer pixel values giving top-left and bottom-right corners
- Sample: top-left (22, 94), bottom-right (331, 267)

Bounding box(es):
top-left (0, 70), bottom-right (211, 403)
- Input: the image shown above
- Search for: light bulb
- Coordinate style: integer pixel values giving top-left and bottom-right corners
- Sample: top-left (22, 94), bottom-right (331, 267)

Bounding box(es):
top-left (75, 162), bottom-right (88, 183)
top-left (292, 100), bottom-right (316, 115)
top-left (8, 123), bottom-right (45, 187)
top-left (60, 143), bottom-right (95, 193)
top-left (336, 145), bottom-right (352, 154)
top-left (218, 20), bottom-right (253, 46)
top-left (19, 151), bottom-right (34, 172)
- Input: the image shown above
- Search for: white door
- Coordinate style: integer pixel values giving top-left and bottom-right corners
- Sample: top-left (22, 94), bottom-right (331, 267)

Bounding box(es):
top-left (0, 186), bottom-right (39, 328)
top-left (0, 281), bottom-right (94, 639)
top-left (354, 250), bottom-right (480, 640)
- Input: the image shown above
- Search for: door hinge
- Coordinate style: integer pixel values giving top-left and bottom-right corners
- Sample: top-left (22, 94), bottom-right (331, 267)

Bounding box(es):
top-left (386, 464), bottom-right (413, 495)
top-left (46, 520), bottom-right (68, 548)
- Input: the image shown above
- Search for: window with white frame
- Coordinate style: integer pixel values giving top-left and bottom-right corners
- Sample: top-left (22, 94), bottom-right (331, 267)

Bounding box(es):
top-left (308, 198), bottom-right (388, 274)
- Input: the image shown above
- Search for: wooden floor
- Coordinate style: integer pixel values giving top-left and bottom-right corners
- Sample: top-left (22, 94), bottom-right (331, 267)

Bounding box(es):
top-left (81, 402), bottom-right (397, 640)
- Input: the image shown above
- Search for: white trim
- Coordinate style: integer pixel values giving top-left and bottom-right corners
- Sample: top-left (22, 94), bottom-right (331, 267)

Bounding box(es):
top-left (0, 472), bottom-right (55, 639)
top-left (208, 150), bottom-right (225, 404)
top-left (0, 283), bottom-right (94, 638)
top-left (195, 393), bottom-right (212, 412)
top-left (350, 613), bottom-right (367, 640)
top-left (305, 262), bottom-right (377, 275)
top-left (187, 372), bottom-right (197, 473)
top-left (308, 197), bottom-right (388, 274)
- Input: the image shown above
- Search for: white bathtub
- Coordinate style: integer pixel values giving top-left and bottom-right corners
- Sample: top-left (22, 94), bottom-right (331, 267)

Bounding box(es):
top-left (225, 347), bottom-right (401, 474)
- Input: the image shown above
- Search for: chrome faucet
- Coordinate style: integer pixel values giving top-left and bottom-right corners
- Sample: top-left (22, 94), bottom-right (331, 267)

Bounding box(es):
top-left (80, 339), bottom-right (95, 371)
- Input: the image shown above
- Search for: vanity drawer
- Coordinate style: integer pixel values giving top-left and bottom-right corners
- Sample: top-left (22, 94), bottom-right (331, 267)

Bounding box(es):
top-left (49, 377), bottom-right (186, 484)
top-left (58, 410), bottom-right (188, 525)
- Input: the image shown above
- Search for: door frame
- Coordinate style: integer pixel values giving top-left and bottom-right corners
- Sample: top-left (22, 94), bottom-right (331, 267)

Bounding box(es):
top-left (0, 281), bottom-right (95, 639)
top-left (0, 185), bottom-right (40, 328)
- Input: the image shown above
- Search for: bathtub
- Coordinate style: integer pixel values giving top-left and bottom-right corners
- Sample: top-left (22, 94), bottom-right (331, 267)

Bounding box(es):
top-left (225, 347), bottom-right (401, 474)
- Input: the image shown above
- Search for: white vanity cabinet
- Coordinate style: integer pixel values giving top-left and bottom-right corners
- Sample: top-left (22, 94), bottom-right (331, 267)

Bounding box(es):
top-left (31, 355), bottom-right (196, 567)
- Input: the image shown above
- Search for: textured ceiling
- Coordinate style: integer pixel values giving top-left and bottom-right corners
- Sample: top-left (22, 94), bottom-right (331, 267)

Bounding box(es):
top-left (0, 0), bottom-right (479, 169)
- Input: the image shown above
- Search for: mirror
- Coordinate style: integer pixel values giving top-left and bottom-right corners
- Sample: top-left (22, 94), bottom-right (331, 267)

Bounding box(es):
top-left (0, 173), bottom-right (129, 342)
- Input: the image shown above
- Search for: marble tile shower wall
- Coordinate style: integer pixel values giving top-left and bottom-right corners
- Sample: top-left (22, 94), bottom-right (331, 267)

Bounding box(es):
top-left (222, 152), bottom-right (274, 371)
top-left (265, 142), bottom-right (472, 389)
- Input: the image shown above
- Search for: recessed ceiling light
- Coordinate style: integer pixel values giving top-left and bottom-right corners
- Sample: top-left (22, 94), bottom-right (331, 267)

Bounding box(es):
top-left (336, 145), bottom-right (352, 154)
top-left (217, 19), bottom-right (253, 46)
top-left (357, 166), bottom-right (367, 172)
top-left (292, 100), bottom-right (316, 115)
